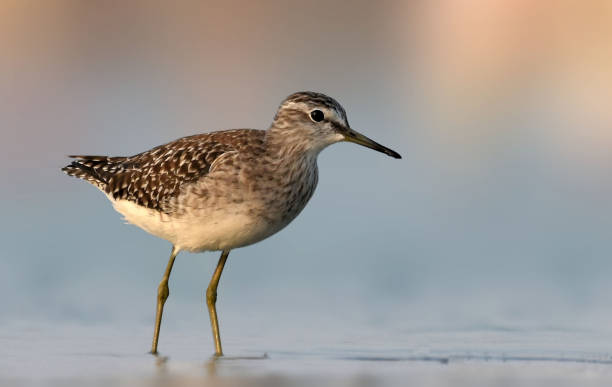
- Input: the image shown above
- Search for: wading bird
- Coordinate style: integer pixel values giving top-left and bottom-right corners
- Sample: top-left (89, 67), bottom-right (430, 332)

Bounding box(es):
top-left (63, 91), bottom-right (401, 357)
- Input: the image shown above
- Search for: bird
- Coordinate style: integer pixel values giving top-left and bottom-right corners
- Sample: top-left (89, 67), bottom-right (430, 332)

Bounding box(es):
top-left (62, 91), bottom-right (401, 357)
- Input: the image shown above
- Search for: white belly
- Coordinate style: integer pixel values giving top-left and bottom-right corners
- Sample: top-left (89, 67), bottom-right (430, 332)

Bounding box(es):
top-left (111, 198), bottom-right (278, 252)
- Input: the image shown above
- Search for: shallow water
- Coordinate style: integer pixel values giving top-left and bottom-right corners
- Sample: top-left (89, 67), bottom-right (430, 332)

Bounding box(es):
top-left (3, 322), bottom-right (612, 386)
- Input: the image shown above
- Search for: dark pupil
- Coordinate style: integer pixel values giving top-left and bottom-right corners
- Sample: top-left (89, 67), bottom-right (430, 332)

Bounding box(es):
top-left (310, 110), bottom-right (324, 122)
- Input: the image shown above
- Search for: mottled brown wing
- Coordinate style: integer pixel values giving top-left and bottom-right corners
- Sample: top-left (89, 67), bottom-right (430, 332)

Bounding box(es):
top-left (63, 130), bottom-right (264, 212)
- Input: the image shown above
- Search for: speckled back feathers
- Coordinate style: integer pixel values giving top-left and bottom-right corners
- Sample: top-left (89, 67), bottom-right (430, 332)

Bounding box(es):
top-left (63, 130), bottom-right (265, 212)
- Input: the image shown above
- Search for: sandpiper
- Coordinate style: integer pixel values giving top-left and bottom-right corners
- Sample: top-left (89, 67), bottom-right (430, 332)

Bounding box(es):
top-left (63, 91), bottom-right (401, 357)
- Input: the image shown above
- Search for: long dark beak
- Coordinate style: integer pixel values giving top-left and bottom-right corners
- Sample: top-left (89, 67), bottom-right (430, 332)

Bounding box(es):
top-left (343, 128), bottom-right (402, 159)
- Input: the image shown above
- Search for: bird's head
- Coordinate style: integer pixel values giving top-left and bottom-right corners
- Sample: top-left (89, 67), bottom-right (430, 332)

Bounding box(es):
top-left (270, 91), bottom-right (401, 159)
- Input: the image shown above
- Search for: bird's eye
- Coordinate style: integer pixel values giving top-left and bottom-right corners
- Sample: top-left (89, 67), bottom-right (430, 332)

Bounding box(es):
top-left (310, 110), bottom-right (324, 122)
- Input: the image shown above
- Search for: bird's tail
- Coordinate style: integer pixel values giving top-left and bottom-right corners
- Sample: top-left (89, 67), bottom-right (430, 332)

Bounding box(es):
top-left (62, 155), bottom-right (126, 189)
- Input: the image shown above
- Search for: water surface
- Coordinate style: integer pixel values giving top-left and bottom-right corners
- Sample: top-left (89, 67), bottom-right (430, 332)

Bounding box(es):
top-left (3, 322), bottom-right (612, 386)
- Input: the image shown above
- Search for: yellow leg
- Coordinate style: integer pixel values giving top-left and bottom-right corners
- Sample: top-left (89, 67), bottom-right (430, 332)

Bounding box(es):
top-left (206, 249), bottom-right (230, 357)
top-left (150, 246), bottom-right (179, 355)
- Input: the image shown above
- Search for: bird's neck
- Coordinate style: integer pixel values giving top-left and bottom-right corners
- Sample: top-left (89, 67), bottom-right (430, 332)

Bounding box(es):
top-left (261, 127), bottom-right (320, 223)
top-left (264, 127), bottom-right (320, 163)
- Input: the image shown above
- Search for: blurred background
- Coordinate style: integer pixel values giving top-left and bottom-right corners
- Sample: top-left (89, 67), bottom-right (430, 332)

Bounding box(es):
top-left (2, 0), bottom-right (612, 380)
